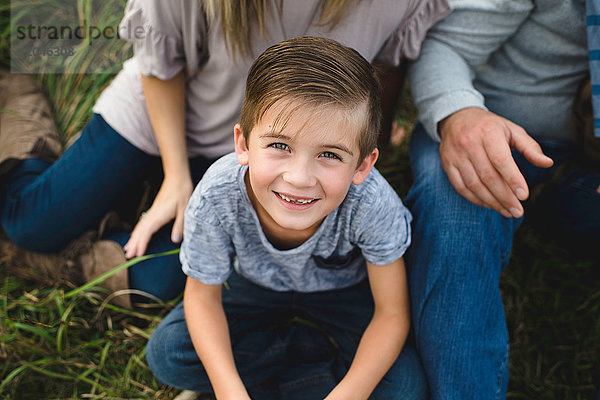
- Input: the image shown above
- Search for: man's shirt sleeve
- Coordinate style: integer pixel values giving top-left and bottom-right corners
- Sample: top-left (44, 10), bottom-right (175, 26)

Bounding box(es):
top-left (408, 0), bottom-right (534, 141)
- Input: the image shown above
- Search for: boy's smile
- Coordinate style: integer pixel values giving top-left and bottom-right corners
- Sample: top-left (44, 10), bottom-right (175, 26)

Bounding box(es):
top-left (234, 101), bottom-right (378, 249)
top-left (275, 191), bottom-right (318, 207)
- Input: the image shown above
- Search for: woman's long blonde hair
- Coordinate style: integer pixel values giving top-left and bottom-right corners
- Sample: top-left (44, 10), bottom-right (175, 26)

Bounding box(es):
top-left (202, 0), bottom-right (359, 58)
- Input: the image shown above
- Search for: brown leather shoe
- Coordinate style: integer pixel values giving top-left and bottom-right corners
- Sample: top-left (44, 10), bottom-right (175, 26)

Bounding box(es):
top-left (0, 69), bottom-right (62, 180)
top-left (0, 235), bottom-right (85, 286)
top-left (79, 239), bottom-right (131, 309)
top-left (0, 230), bottom-right (131, 309)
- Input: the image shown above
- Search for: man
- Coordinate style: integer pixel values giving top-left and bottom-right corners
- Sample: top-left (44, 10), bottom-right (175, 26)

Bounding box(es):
top-left (405, 0), bottom-right (595, 398)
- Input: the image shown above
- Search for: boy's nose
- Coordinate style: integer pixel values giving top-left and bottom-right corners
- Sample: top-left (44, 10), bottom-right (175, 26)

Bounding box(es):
top-left (282, 157), bottom-right (317, 188)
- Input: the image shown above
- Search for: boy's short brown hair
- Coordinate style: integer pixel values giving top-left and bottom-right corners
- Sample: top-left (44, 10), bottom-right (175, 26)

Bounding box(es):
top-left (239, 36), bottom-right (382, 162)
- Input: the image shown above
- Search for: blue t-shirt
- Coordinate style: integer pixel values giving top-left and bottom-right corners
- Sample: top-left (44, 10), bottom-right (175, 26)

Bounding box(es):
top-left (181, 153), bottom-right (412, 292)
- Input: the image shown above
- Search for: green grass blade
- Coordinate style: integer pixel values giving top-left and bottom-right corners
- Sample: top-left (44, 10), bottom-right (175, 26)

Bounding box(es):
top-left (27, 364), bottom-right (116, 396)
top-left (63, 249), bottom-right (179, 300)
top-left (0, 364), bottom-right (29, 393)
top-left (13, 322), bottom-right (54, 342)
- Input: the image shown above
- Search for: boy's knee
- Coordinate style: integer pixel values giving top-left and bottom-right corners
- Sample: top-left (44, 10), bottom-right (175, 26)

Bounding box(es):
top-left (145, 330), bottom-right (167, 382)
top-left (146, 322), bottom-right (186, 387)
top-left (146, 306), bottom-right (212, 391)
top-left (371, 346), bottom-right (429, 400)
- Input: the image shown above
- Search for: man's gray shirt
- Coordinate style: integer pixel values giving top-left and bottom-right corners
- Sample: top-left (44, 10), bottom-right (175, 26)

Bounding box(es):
top-left (409, 0), bottom-right (588, 142)
top-left (181, 153), bottom-right (412, 292)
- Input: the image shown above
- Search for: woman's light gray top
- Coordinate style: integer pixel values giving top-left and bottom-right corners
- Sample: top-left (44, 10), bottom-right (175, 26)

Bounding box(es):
top-left (93, 0), bottom-right (450, 158)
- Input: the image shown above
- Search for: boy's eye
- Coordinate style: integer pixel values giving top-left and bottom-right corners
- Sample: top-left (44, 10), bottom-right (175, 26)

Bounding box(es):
top-left (269, 142), bottom-right (289, 151)
top-left (320, 151), bottom-right (342, 160)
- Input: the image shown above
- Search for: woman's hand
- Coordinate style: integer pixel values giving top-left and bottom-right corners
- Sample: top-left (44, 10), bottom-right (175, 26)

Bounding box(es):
top-left (124, 175), bottom-right (193, 258)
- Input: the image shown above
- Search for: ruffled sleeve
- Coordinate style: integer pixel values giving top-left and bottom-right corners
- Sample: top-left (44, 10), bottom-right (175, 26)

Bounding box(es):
top-left (377, 0), bottom-right (451, 63)
top-left (118, 0), bottom-right (206, 80)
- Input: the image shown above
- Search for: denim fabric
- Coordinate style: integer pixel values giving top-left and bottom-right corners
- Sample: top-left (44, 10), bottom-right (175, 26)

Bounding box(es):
top-left (147, 272), bottom-right (428, 400)
top-left (405, 123), bottom-right (600, 400)
top-left (0, 113), bottom-right (215, 301)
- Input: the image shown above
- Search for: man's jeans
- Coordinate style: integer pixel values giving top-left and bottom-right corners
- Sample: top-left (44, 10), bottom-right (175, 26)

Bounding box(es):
top-left (147, 271), bottom-right (428, 400)
top-left (405, 123), bottom-right (600, 399)
top-left (0, 114), bottom-right (215, 301)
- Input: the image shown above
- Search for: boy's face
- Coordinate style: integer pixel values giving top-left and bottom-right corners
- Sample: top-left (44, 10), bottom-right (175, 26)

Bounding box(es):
top-left (234, 101), bottom-right (378, 243)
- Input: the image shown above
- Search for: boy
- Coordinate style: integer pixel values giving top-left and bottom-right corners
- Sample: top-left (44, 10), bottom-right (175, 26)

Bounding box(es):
top-left (147, 37), bottom-right (426, 400)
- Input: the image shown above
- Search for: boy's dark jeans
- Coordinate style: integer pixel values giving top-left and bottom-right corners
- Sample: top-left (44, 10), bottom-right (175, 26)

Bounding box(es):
top-left (147, 271), bottom-right (428, 400)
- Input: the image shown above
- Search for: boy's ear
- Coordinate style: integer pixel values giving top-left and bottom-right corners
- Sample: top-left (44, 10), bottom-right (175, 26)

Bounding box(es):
top-left (352, 148), bottom-right (379, 185)
top-left (234, 124), bottom-right (249, 166)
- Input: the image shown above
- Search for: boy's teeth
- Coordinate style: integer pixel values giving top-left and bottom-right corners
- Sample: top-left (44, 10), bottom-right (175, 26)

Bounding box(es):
top-left (280, 193), bottom-right (313, 204)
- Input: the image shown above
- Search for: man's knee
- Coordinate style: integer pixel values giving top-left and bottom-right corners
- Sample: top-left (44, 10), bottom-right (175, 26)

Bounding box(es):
top-left (406, 123), bottom-right (479, 221)
top-left (406, 124), bottom-right (518, 243)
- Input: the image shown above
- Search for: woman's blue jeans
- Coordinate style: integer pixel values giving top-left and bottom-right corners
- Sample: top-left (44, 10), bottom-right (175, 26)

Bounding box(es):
top-left (147, 271), bottom-right (429, 400)
top-left (0, 114), bottom-right (215, 301)
top-left (405, 123), bottom-right (600, 400)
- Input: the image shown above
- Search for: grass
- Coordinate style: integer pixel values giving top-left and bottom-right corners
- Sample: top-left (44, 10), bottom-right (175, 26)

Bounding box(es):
top-left (0, 277), bottom-right (179, 399)
top-left (501, 229), bottom-right (599, 399)
top-left (1, 1), bottom-right (599, 399)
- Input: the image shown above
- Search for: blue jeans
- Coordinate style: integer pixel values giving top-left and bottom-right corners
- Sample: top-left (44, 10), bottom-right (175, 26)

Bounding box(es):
top-left (0, 114), bottom-right (216, 301)
top-left (147, 272), bottom-right (428, 400)
top-left (405, 124), bottom-right (600, 400)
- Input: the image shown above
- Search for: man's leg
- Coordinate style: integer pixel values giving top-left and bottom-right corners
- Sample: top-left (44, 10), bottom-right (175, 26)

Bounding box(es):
top-left (405, 124), bottom-right (521, 400)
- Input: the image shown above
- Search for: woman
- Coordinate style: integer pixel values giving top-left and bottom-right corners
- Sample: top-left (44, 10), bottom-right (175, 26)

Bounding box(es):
top-left (0, 0), bottom-right (450, 308)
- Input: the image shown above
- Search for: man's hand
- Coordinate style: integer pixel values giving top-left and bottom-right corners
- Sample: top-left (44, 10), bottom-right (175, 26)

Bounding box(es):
top-left (439, 107), bottom-right (553, 218)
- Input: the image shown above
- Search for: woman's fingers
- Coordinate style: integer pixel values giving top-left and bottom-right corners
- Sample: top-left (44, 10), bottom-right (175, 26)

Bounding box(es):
top-left (171, 208), bottom-right (185, 243)
top-left (124, 208), bottom-right (169, 258)
top-left (123, 178), bottom-right (193, 258)
top-left (124, 221), bottom-right (147, 259)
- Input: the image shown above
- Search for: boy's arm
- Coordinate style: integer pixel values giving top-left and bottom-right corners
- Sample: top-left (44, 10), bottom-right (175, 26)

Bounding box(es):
top-left (183, 276), bottom-right (251, 400)
top-left (325, 258), bottom-right (410, 400)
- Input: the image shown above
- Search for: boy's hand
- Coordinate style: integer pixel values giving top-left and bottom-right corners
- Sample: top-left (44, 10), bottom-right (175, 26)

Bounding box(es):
top-left (326, 259), bottom-right (410, 400)
top-left (184, 278), bottom-right (252, 400)
top-left (124, 175), bottom-right (193, 258)
top-left (438, 107), bottom-right (553, 218)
